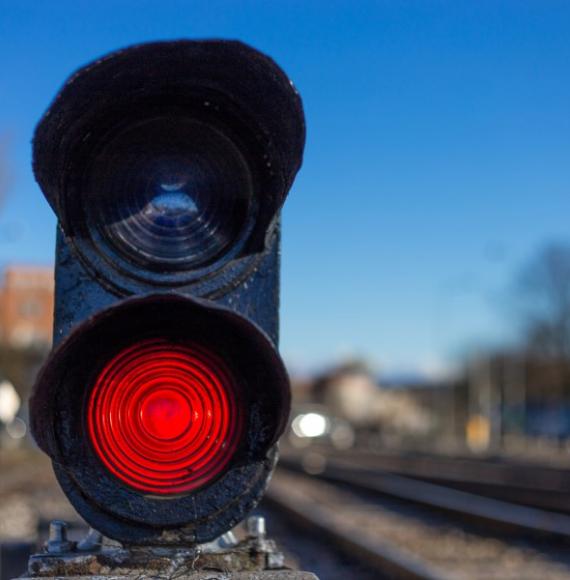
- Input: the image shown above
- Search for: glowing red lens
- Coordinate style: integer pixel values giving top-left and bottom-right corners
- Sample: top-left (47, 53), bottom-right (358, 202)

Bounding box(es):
top-left (87, 338), bottom-right (243, 494)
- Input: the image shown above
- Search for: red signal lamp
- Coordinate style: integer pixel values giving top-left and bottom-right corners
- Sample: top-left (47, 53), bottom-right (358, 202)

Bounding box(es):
top-left (87, 339), bottom-right (244, 495)
top-left (31, 294), bottom-right (289, 544)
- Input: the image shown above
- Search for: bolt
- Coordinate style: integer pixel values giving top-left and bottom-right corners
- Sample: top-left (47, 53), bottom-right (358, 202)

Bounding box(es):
top-left (246, 515), bottom-right (266, 539)
top-left (48, 520), bottom-right (67, 543)
top-left (219, 531), bottom-right (238, 548)
top-left (47, 520), bottom-right (73, 554)
top-left (77, 527), bottom-right (103, 552)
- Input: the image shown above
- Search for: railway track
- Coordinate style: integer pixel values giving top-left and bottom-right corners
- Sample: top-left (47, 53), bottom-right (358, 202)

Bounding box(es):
top-left (266, 473), bottom-right (444, 580)
top-left (267, 460), bottom-right (570, 579)
top-left (280, 454), bottom-right (570, 540)
top-left (3, 448), bottom-right (570, 579)
top-left (328, 448), bottom-right (570, 514)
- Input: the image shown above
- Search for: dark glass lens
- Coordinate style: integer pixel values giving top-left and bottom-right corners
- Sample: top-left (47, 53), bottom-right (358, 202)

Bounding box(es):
top-left (85, 117), bottom-right (254, 271)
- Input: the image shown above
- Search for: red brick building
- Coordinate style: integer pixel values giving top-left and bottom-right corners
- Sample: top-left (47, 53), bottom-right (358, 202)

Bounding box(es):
top-left (0, 266), bottom-right (54, 348)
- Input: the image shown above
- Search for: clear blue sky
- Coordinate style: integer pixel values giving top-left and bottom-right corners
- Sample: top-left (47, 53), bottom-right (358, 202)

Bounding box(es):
top-left (1, 1), bottom-right (570, 377)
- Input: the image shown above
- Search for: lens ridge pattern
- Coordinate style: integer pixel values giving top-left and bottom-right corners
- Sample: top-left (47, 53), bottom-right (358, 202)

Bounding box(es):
top-left (87, 118), bottom-right (254, 273)
top-left (87, 338), bottom-right (243, 494)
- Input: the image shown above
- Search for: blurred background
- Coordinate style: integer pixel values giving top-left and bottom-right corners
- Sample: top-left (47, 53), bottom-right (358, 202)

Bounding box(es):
top-left (1, 2), bottom-right (570, 579)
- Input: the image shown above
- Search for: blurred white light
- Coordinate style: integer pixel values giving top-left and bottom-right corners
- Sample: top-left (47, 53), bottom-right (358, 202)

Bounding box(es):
top-left (6, 417), bottom-right (26, 439)
top-left (0, 380), bottom-right (20, 424)
top-left (292, 412), bottom-right (328, 438)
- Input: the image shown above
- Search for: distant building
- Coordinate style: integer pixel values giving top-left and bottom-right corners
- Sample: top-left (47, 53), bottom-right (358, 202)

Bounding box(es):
top-left (0, 265), bottom-right (54, 348)
top-left (311, 360), bottom-right (434, 436)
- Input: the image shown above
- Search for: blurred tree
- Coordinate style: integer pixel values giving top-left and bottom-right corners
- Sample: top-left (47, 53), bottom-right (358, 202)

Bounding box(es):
top-left (516, 242), bottom-right (570, 397)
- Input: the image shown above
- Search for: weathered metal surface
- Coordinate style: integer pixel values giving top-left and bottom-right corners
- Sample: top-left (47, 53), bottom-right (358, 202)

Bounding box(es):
top-left (23, 527), bottom-right (318, 580)
top-left (33, 40), bottom-right (305, 266)
top-left (31, 292), bottom-right (289, 545)
top-left (51, 226), bottom-right (283, 344)
top-left (46, 521), bottom-right (73, 554)
top-left (20, 573), bottom-right (317, 579)
top-left (28, 38), bottom-right (305, 548)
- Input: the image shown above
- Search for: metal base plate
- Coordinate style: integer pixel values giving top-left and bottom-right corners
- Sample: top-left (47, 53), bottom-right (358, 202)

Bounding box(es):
top-left (19, 519), bottom-right (319, 580)
top-left (19, 574), bottom-right (317, 580)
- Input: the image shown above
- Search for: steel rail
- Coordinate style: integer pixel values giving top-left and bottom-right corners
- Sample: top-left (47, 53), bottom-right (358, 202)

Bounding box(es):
top-left (317, 449), bottom-right (570, 515)
top-left (265, 476), bottom-right (449, 580)
top-left (339, 448), bottom-right (570, 490)
top-left (280, 457), bottom-right (570, 540)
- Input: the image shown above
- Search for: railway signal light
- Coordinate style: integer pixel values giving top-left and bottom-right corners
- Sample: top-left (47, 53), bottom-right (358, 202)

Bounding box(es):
top-left (30, 40), bottom-right (305, 545)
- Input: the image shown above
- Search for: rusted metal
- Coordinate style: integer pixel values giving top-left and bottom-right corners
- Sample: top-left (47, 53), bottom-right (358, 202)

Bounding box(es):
top-left (21, 574), bottom-right (315, 579)
top-left (23, 528), bottom-right (317, 580)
